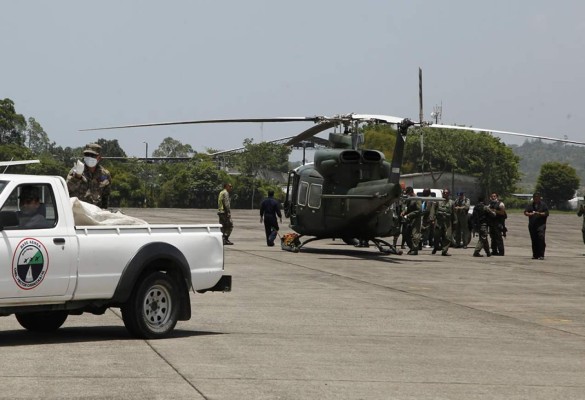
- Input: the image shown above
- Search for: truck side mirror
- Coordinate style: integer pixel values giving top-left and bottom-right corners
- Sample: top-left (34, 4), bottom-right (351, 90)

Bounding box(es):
top-left (0, 211), bottom-right (19, 230)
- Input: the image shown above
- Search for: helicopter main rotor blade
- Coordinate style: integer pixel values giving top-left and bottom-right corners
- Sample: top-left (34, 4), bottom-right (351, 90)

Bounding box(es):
top-left (208, 136), bottom-right (298, 156)
top-left (285, 121), bottom-right (337, 146)
top-left (80, 117), bottom-right (320, 132)
top-left (429, 123), bottom-right (585, 146)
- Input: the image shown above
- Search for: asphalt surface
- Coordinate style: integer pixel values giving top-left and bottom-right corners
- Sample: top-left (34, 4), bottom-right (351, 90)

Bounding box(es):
top-left (1, 208), bottom-right (585, 399)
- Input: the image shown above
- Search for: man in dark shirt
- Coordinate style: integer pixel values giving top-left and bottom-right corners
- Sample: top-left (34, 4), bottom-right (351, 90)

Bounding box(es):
top-left (524, 192), bottom-right (549, 260)
top-left (260, 190), bottom-right (282, 246)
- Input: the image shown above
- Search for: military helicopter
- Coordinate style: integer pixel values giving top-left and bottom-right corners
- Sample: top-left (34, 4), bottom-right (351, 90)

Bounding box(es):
top-left (81, 112), bottom-right (585, 254)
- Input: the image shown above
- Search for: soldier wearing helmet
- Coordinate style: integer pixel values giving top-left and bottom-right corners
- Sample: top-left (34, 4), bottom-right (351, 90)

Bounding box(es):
top-left (429, 188), bottom-right (454, 256)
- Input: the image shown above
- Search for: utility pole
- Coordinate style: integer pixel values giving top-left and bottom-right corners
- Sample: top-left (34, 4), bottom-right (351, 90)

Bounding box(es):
top-left (419, 68), bottom-right (423, 124)
top-left (143, 141), bottom-right (148, 207)
top-left (418, 68), bottom-right (425, 174)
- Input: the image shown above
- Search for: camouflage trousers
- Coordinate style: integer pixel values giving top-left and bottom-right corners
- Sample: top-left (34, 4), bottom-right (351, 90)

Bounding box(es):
top-left (474, 225), bottom-right (490, 255)
top-left (433, 221), bottom-right (452, 253)
top-left (218, 213), bottom-right (233, 239)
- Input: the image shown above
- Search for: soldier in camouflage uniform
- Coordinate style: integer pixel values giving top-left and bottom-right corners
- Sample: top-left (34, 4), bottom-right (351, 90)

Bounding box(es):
top-left (401, 187), bottom-right (422, 255)
top-left (488, 192), bottom-right (506, 256)
top-left (66, 143), bottom-right (112, 209)
top-left (429, 188), bottom-right (454, 256)
top-left (471, 196), bottom-right (492, 257)
top-left (453, 191), bottom-right (471, 248)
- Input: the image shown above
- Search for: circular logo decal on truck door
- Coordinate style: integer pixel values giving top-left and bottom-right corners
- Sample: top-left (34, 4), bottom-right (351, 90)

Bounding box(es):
top-left (12, 238), bottom-right (50, 290)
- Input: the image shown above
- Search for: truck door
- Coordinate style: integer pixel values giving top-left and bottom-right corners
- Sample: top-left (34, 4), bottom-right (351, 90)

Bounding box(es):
top-left (0, 183), bottom-right (76, 300)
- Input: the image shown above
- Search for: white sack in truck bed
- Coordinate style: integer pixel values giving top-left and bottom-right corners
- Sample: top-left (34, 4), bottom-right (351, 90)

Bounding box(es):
top-left (70, 197), bottom-right (147, 225)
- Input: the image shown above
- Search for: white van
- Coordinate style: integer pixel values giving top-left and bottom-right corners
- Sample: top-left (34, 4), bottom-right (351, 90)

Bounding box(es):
top-left (413, 188), bottom-right (443, 198)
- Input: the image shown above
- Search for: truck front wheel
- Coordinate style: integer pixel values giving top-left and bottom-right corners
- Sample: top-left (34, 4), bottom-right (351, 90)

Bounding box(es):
top-left (15, 311), bottom-right (68, 332)
top-left (122, 271), bottom-right (180, 339)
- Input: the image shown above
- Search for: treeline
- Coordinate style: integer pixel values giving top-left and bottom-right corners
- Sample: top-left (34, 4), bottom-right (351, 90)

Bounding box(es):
top-left (0, 98), bottom-right (291, 208)
top-left (363, 124), bottom-right (521, 196)
top-left (362, 124), bottom-right (580, 208)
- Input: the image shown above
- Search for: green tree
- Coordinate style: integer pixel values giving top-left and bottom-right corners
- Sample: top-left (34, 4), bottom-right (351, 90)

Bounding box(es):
top-left (230, 139), bottom-right (291, 208)
top-left (535, 162), bottom-right (580, 209)
top-left (152, 137), bottom-right (194, 158)
top-left (96, 138), bottom-right (127, 157)
top-left (50, 145), bottom-right (79, 167)
top-left (0, 98), bottom-right (26, 145)
top-left (190, 156), bottom-right (229, 208)
top-left (404, 128), bottom-right (459, 179)
top-left (235, 139), bottom-right (291, 175)
top-left (0, 143), bottom-right (35, 173)
top-left (25, 117), bottom-right (51, 154)
top-left (156, 156), bottom-right (229, 208)
top-left (26, 154), bottom-right (69, 176)
top-left (512, 140), bottom-right (585, 192)
top-left (403, 128), bottom-right (520, 195)
top-left (362, 124), bottom-right (397, 160)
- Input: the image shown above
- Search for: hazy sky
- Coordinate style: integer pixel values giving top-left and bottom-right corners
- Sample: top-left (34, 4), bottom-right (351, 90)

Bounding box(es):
top-left (2, 0), bottom-right (585, 161)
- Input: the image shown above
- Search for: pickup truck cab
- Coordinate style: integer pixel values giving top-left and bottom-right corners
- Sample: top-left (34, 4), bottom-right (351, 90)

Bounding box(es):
top-left (0, 174), bottom-right (230, 339)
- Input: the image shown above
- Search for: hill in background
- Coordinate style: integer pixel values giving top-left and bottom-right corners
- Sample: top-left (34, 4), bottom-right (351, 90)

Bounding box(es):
top-left (512, 140), bottom-right (585, 193)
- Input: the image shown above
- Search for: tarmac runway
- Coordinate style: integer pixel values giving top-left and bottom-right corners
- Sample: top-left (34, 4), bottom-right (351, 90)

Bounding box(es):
top-left (1, 208), bottom-right (584, 399)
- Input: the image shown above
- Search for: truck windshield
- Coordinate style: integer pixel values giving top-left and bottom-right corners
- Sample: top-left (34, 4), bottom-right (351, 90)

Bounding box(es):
top-left (0, 181), bottom-right (7, 195)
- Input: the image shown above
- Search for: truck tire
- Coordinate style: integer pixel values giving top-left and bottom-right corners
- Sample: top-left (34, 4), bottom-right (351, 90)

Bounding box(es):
top-left (15, 311), bottom-right (68, 332)
top-left (121, 271), bottom-right (180, 339)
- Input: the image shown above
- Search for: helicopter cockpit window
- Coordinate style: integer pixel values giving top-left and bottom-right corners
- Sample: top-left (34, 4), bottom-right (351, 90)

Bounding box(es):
top-left (297, 182), bottom-right (309, 206)
top-left (308, 184), bottom-right (322, 209)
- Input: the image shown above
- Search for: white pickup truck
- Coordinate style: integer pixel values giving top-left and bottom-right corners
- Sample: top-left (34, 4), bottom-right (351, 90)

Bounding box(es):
top-left (0, 174), bottom-right (230, 339)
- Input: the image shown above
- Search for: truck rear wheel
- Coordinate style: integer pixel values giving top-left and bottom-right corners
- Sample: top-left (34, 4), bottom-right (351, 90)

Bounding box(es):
top-left (15, 311), bottom-right (68, 332)
top-left (122, 271), bottom-right (180, 339)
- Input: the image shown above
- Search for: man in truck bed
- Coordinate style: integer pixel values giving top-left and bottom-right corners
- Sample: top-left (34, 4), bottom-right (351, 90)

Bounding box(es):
top-left (66, 143), bottom-right (112, 209)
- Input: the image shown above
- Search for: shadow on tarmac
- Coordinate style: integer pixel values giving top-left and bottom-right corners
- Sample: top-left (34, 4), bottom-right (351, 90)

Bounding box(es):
top-left (0, 326), bottom-right (223, 347)
top-left (297, 246), bottom-right (409, 264)
top-left (293, 241), bottom-right (444, 264)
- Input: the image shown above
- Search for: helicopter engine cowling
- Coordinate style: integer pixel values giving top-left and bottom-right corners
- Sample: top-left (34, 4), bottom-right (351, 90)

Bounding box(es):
top-left (314, 149), bottom-right (361, 176)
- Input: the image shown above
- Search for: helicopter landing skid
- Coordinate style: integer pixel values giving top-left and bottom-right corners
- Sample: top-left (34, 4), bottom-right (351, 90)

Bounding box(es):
top-left (371, 239), bottom-right (403, 255)
top-left (297, 236), bottom-right (321, 250)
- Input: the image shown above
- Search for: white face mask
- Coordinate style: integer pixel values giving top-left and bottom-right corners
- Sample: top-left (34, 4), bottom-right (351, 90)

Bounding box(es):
top-left (84, 157), bottom-right (98, 168)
